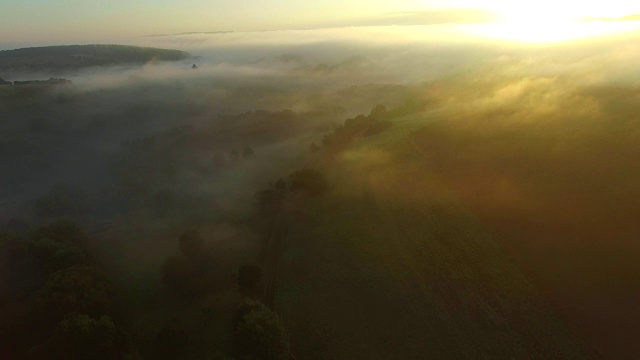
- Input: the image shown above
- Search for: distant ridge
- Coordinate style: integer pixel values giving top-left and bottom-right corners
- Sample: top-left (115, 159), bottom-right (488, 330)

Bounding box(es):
top-left (0, 44), bottom-right (190, 72)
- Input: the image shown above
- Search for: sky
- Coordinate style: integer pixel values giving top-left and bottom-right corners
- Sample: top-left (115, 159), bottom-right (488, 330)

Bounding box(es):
top-left (1, 0), bottom-right (640, 46)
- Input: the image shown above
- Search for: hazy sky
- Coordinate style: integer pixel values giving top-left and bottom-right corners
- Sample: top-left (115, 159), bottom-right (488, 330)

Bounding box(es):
top-left (1, 0), bottom-right (640, 46)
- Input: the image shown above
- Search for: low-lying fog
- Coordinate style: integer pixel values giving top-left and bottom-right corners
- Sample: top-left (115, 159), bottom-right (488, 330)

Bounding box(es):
top-left (3, 23), bottom-right (640, 359)
top-left (0, 26), bottom-right (640, 242)
top-left (2, 25), bottom-right (640, 231)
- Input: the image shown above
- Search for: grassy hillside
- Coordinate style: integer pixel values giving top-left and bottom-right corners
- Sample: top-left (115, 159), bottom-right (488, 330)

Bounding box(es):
top-left (275, 112), bottom-right (597, 359)
top-left (0, 44), bottom-right (190, 72)
top-left (412, 108), bottom-right (640, 358)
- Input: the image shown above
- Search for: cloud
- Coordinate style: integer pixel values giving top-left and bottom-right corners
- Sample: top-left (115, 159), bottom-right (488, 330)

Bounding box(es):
top-left (341, 9), bottom-right (497, 27)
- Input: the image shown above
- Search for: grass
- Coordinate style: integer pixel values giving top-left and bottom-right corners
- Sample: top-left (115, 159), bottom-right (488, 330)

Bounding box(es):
top-left (275, 112), bottom-right (596, 359)
top-left (412, 109), bottom-right (640, 358)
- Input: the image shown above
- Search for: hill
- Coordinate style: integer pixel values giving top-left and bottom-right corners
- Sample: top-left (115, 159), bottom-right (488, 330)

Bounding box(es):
top-left (273, 109), bottom-right (598, 359)
top-left (0, 44), bottom-right (190, 72)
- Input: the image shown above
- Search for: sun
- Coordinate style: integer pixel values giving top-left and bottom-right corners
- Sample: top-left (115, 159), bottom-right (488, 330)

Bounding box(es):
top-left (475, 1), bottom-right (640, 43)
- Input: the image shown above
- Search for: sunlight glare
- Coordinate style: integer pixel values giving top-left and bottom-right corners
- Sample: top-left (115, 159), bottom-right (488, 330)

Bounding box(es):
top-left (477, 1), bottom-right (640, 43)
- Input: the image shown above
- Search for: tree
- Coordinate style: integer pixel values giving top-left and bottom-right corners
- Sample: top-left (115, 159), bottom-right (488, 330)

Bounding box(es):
top-left (35, 266), bottom-right (115, 326)
top-left (29, 314), bottom-right (131, 360)
top-left (238, 265), bottom-right (262, 297)
top-left (161, 254), bottom-right (191, 296)
top-left (255, 188), bottom-right (284, 211)
top-left (34, 185), bottom-right (88, 220)
top-left (243, 146), bottom-right (255, 158)
top-left (368, 104), bottom-right (388, 121)
top-left (153, 189), bottom-right (176, 218)
top-left (3, 218), bottom-right (30, 235)
top-left (54, 315), bottom-right (120, 359)
top-left (28, 220), bottom-right (90, 275)
top-left (230, 150), bottom-right (240, 162)
top-left (162, 230), bottom-right (220, 297)
top-left (232, 300), bottom-right (291, 360)
top-left (34, 220), bottom-right (87, 248)
top-left (308, 143), bottom-right (320, 153)
top-left (161, 254), bottom-right (219, 297)
top-left (0, 231), bottom-right (30, 283)
top-left (344, 114), bottom-right (367, 129)
top-left (274, 179), bottom-right (287, 191)
top-left (29, 238), bottom-right (87, 274)
top-left (179, 230), bottom-right (204, 260)
top-left (153, 318), bottom-right (188, 360)
top-left (289, 169), bottom-right (328, 196)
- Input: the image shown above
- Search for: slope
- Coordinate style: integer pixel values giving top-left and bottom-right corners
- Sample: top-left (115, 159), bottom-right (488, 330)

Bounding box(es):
top-left (275, 112), bottom-right (597, 359)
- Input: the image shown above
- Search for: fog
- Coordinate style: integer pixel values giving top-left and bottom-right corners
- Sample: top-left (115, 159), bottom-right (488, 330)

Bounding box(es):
top-left (3, 24), bottom-right (640, 359)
